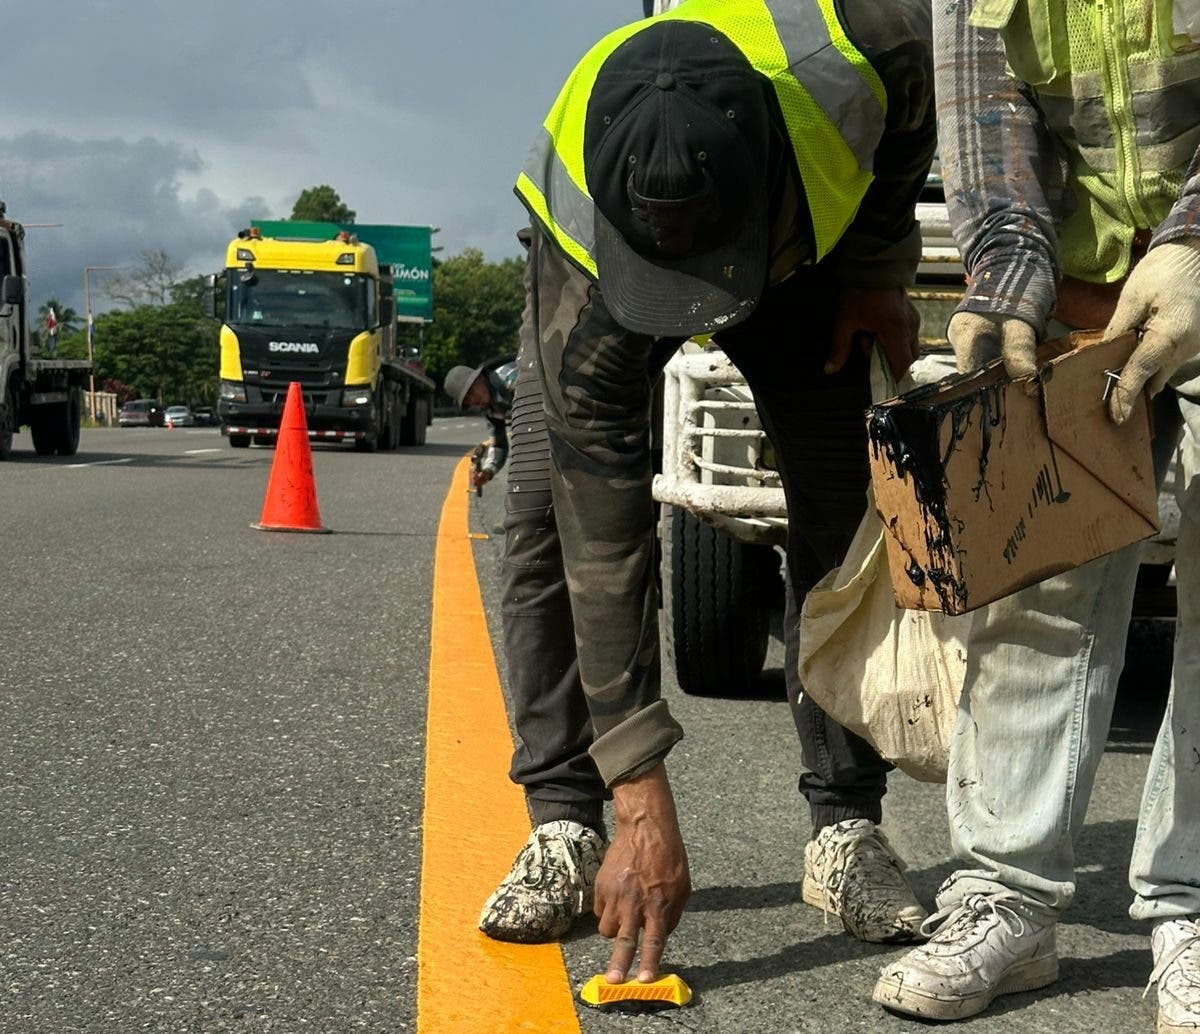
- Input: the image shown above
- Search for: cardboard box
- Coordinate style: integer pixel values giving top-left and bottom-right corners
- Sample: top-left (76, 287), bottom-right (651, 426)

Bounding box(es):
top-left (868, 331), bottom-right (1159, 615)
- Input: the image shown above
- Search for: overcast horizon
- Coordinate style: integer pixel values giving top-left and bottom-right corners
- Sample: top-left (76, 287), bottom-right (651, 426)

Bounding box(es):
top-left (1, 1), bottom-right (634, 315)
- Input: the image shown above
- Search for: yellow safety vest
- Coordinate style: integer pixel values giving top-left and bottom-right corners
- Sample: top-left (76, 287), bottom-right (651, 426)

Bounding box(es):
top-left (971, 0), bottom-right (1200, 282)
top-left (515, 0), bottom-right (887, 278)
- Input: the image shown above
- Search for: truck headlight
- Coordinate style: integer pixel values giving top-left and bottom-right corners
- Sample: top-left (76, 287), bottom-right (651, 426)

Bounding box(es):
top-left (342, 387), bottom-right (373, 406)
top-left (219, 380), bottom-right (246, 402)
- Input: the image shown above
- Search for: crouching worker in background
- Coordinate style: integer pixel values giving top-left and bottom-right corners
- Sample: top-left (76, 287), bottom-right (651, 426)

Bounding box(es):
top-left (443, 356), bottom-right (518, 491)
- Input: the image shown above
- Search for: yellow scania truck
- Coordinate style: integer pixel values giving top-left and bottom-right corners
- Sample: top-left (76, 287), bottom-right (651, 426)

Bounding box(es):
top-left (209, 225), bottom-right (434, 450)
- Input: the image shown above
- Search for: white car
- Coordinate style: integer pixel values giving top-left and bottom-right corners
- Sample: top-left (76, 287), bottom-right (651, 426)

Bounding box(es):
top-left (164, 405), bottom-right (194, 427)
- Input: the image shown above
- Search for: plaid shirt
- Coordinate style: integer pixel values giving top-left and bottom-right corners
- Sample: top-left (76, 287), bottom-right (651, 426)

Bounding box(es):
top-left (933, 0), bottom-right (1200, 337)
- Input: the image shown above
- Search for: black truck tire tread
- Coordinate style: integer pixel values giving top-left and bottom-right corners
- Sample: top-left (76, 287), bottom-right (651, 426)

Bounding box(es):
top-left (664, 505), bottom-right (773, 696)
top-left (0, 385), bottom-right (15, 460)
top-left (30, 405), bottom-right (59, 456)
top-left (399, 392), bottom-right (425, 447)
top-left (56, 389), bottom-right (81, 456)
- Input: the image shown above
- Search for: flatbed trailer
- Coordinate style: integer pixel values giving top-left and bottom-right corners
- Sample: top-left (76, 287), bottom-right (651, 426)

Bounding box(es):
top-left (0, 210), bottom-right (92, 459)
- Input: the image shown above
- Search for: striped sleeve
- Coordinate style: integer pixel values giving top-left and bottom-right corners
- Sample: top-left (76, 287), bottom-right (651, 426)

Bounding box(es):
top-left (933, 0), bottom-right (1069, 337)
top-left (1152, 146), bottom-right (1200, 247)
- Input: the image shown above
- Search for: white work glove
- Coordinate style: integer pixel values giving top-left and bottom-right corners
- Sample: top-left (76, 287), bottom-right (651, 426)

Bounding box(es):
top-left (947, 310), bottom-right (1039, 379)
top-left (1105, 237), bottom-right (1200, 425)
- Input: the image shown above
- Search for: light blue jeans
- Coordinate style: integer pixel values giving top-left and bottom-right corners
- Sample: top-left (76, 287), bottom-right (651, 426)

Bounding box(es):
top-left (936, 348), bottom-right (1200, 922)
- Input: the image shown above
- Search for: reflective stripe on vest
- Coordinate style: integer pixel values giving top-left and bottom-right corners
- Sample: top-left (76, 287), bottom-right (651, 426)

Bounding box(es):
top-left (516, 0), bottom-right (886, 279)
top-left (971, 0), bottom-right (1200, 283)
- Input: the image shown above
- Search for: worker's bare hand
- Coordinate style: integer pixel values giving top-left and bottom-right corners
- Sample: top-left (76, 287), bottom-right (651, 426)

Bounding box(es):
top-left (594, 764), bottom-right (690, 984)
top-left (469, 468), bottom-right (494, 489)
top-left (825, 286), bottom-right (921, 381)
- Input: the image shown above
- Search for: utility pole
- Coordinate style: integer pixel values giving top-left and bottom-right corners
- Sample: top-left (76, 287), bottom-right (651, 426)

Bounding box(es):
top-left (82, 265), bottom-right (120, 420)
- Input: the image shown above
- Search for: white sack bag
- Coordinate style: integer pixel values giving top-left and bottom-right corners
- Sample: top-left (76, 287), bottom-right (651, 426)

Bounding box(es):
top-left (796, 351), bottom-right (969, 782)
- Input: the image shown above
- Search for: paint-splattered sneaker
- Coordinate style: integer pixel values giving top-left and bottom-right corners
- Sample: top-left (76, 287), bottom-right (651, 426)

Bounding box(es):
top-left (478, 820), bottom-right (606, 943)
top-left (1148, 916), bottom-right (1200, 1033)
top-left (873, 890), bottom-right (1058, 1020)
top-left (802, 819), bottom-right (927, 942)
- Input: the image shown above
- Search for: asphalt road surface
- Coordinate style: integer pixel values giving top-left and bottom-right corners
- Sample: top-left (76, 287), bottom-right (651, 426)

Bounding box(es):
top-left (0, 421), bottom-right (1174, 1033)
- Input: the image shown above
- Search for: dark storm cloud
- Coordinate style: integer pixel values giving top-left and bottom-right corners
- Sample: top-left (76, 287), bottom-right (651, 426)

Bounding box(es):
top-left (1, 1), bottom-right (637, 305)
top-left (4, 3), bottom-right (320, 137)
top-left (3, 133), bottom-right (265, 312)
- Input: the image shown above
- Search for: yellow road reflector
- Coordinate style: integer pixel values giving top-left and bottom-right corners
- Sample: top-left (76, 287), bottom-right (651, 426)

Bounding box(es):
top-left (467, 532), bottom-right (490, 540)
top-left (579, 973), bottom-right (693, 1008)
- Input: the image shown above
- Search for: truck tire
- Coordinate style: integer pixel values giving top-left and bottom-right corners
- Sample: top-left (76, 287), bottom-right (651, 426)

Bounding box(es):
top-left (0, 386), bottom-right (15, 460)
top-left (228, 434), bottom-right (251, 448)
top-left (253, 433), bottom-right (274, 448)
top-left (378, 390), bottom-right (399, 450)
top-left (412, 395), bottom-right (428, 446)
top-left (30, 404), bottom-right (59, 456)
top-left (661, 505), bottom-right (777, 696)
top-left (399, 393), bottom-right (424, 446)
top-left (56, 388), bottom-right (81, 456)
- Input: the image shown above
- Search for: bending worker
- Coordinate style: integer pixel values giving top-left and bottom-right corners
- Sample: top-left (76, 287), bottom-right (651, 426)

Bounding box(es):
top-left (499, 0), bottom-right (936, 981)
top-left (443, 356), bottom-right (518, 490)
top-left (874, 0), bottom-right (1200, 1027)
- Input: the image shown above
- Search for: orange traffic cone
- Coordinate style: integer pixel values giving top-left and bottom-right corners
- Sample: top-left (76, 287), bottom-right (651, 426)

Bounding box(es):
top-left (252, 382), bottom-right (330, 533)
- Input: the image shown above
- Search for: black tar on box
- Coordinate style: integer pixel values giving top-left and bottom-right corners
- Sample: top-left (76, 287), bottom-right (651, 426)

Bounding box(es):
top-left (867, 331), bottom-right (1159, 615)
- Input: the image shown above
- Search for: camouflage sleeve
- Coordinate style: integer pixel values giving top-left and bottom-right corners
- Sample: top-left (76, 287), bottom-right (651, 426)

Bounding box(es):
top-left (528, 228), bottom-right (684, 787)
top-left (933, 0), bottom-right (1070, 337)
top-left (1152, 146), bottom-right (1200, 247)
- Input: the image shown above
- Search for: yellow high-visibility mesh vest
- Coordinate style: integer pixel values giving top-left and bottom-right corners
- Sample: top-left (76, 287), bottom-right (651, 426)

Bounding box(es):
top-left (516, 0), bottom-right (886, 279)
top-left (972, 0), bottom-right (1200, 282)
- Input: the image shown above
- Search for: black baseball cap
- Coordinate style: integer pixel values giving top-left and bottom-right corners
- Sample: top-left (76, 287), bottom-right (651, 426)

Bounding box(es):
top-left (584, 20), bottom-right (774, 336)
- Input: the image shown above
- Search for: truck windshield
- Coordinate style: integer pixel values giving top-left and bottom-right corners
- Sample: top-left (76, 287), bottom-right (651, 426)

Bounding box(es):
top-left (227, 269), bottom-right (374, 330)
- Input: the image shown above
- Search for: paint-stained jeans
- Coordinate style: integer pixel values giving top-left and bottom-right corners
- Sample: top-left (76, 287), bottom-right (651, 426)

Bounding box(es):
top-left (524, 227), bottom-right (891, 823)
top-left (938, 335), bottom-right (1200, 921)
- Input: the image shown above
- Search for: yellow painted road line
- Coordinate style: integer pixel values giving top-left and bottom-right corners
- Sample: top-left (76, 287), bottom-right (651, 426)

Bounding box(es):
top-left (418, 455), bottom-right (582, 1034)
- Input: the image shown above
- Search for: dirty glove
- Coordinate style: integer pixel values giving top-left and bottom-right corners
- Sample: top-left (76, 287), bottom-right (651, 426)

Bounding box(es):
top-left (1105, 237), bottom-right (1200, 425)
top-left (947, 311), bottom-right (1039, 379)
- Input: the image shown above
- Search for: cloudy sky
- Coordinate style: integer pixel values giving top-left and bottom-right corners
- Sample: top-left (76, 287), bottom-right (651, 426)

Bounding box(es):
top-left (1, 1), bottom-right (636, 313)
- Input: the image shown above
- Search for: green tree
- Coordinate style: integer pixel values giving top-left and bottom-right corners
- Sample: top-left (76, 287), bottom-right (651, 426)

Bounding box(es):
top-left (37, 297), bottom-right (81, 334)
top-left (48, 255), bottom-right (218, 403)
top-left (290, 185), bottom-right (356, 223)
top-left (86, 303), bottom-right (218, 405)
top-left (403, 248), bottom-right (525, 390)
top-left (31, 297), bottom-right (81, 351)
top-left (169, 274), bottom-right (212, 314)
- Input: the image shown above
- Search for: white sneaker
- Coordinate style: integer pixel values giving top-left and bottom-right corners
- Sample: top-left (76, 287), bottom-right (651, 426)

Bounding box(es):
top-left (1148, 916), bottom-right (1200, 1033)
top-left (872, 891), bottom-right (1058, 1020)
top-left (801, 819), bottom-right (928, 942)
top-left (478, 820), bottom-right (606, 943)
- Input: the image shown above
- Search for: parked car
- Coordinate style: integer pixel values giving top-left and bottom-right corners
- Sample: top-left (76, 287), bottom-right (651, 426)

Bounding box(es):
top-left (118, 399), bottom-right (165, 427)
top-left (192, 406), bottom-right (219, 427)
top-left (165, 405), bottom-right (195, 427)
